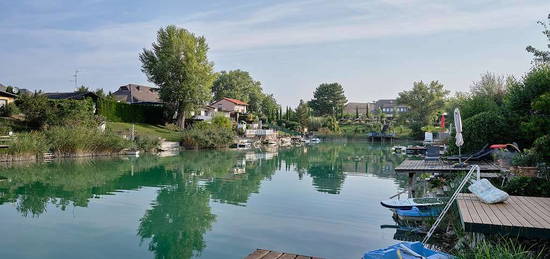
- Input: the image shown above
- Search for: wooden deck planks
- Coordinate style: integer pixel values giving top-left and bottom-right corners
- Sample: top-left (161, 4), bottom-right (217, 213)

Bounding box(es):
top-left (245, 249), bottom-right (271, 259)
top-left (457, 194), bottom-right (550, 238)
top-left (244, 249), bottom-right (325, 259)
top-left (395, 159), bottom-right (500, 174)
top-left (509, 196), bottom-right (550, 228)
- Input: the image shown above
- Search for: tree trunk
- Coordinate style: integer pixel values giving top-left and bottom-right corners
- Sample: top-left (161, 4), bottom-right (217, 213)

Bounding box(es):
top-left (176, 111), bottom-right (186, 130)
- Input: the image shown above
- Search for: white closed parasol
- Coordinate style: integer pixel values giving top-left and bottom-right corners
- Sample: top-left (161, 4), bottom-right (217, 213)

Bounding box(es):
top-left (454, 108), bottom-right (464, 164)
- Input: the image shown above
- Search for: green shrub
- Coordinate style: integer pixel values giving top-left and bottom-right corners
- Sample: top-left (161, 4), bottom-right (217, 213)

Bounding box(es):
top-left (0, 124), bottom-right (11, 135)
top-left (97, 99), bottom-right (165, 124)
top-left (308, 116), bottom-right (324, 131)
top-left (503, 176), bottom-right (550, 197)
top-left (134, 135), bottom-right (160, 152)
top-left (0, 103), bottom-right (19, 117)
top-left (211, 114), bottom-right (232, 129)
top-left (182, 124), bottom-right (235, 149)
top-left (17, 94), bottom-right (97, 128)
top-left (533, 135), bottom-right (550, 163)
top-left (511, 150), bottom-right (541, 166)
top-left (447, 111), bottom-right (511, 154)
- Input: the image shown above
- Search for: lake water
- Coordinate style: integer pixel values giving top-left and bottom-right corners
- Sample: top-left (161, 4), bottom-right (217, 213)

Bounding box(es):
top-left (0, 140), bottom-right (411, 259)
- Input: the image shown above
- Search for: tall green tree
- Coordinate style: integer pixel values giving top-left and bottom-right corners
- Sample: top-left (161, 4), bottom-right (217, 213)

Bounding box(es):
top-left (261, 94), bottom-right (279, 122)
top-left (140, 25), bottom-right (215, 129)
top-left (295, 99), bottom-right (309, 130)
top-left (397, 81), bottom-right (449, 139)
top-left (212, 70), bottom-right (265, 114)
top-left (526, 13), bottom-right (550, 64)
top-left (309, 83), bottom-right (347, 116)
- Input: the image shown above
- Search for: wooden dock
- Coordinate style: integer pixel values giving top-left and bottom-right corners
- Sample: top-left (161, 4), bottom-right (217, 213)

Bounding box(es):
top-left (244, 249), bottom-right (326, 259)
top-left (457, 193), bottom-right (550, 239)
top-left (395, 159), bottom-right (500, 174)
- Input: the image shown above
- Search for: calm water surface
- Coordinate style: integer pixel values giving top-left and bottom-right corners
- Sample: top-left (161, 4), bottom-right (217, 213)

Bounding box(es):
top-left (0, 140), bottom-right (410, 259)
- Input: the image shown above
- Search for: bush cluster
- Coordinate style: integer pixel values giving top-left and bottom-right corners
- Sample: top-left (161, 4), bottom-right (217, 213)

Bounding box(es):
top-left (503, 176), bottom-right (550, 197)
top-left (97, 99), bottom-right (165, 124)
top-left (0, 103), bottom-right (19, 117)
top-left (181, 123), bottom-right (234, 149)
top-left (1, 126), bottom-right (131, 157)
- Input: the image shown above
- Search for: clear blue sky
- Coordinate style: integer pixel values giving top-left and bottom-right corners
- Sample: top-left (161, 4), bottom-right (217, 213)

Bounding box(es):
top-left (1, 0), bottom-right (549, 107)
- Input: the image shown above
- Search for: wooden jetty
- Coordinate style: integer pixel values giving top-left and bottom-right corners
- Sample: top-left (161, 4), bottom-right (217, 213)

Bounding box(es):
top-left (395, 159), bottom-right (500, 174)
top-left (396, 159), bottom-right (501, 197)
top-left (244, 249), bottom-right (326, 259)
top-left (457, 193), bottom-right (550, 239)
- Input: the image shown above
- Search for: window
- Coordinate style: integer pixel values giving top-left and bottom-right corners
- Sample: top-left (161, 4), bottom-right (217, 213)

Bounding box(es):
top-left (0, 99), bottom-right (6, 107)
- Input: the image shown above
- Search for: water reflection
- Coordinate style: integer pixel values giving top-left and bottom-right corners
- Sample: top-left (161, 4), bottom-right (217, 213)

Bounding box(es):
top-left (0, 141), bottom-right (409, 259)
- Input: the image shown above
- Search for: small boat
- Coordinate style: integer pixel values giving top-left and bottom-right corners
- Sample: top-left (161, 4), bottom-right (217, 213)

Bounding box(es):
top-left (391, 145), bottom-right (407, 153)
top-left (381, 197), bottom-right (445, 210)
top-left (310, 137), bottom-right (321, 143)
top-left (396, 206), bottom-right (442, 221)
top-left (363, 241), bottom-right (452, 259)
top-left (125, 150), bottom-right (140, 157)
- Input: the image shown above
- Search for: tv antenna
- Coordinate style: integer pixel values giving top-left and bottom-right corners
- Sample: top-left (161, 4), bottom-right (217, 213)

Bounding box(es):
top-left (73, 70), bottom-right (79, 89)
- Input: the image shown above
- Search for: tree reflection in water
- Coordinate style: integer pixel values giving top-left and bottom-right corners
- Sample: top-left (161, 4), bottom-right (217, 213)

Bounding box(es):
top-left (138, 180), bottom-right (215, 259)
top-left (0, 141), bottom-right (409, 258)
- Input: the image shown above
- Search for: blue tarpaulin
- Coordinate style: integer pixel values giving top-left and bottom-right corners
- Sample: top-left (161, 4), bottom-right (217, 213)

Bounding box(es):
top-left (363, 242), bottom-right (452, 259)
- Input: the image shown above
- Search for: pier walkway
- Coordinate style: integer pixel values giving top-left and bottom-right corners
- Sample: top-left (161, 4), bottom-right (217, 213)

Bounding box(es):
top-left (244, 249), bottom-right (326, 259)
top-left (457, 193), bottom-right (550, 239)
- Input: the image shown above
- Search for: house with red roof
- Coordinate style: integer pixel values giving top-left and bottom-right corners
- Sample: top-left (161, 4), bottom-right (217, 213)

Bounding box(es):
top-left (210, 97), bottom-right (248, 121)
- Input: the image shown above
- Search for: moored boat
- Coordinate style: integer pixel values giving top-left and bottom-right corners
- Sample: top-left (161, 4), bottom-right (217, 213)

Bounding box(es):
top-left (381, 197), bottom-right (446, 210)
top-left (363, 241), bottom-right (452, 259)
top-left (395, 206), bottom-right (442, 221)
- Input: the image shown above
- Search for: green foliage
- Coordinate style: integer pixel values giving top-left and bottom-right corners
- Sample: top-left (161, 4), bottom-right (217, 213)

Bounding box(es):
top-left (309, 83), bottom-right (347, 116)
top-left (277, 120), bottom-right (300, 131)
top-left (76, 85), bottom-right (89, 93)
top-left (262, 94), bottom-right (279, 122)
top-left (211, 114), bottom-right (232, 129)
top-left (45, 126), bottom-right (131, 155)
top-left (448, 111), bottom-right (510, 154)
top-left (134, 135), bottom-right (160, 152)
top-left (4, 131), bottom-right (48, 156)
top-left (181, 123), bottom-right (235, 149)
top-left (421, 125), bottom-right (443, 133)
top-left (212, 70), bottom-right (268, 115)
top-left (17, 93), bottom-right (53, 128)
top-left (0, 102), bottom-right (19, 117)
top-left (295, 99), bottom-right (309, 129)
top-left (505, 65), bottom-right (550, 147)
top-left (533, 135), bottom-right (550, 163)
top-left (511, 150), bottom-right (541, 167)
top-left (307, 116), bottom-right (324, 131)
top-left (18, 94), bottom-right (97, 128)
top-left (455, 238), bottom-right (544, 259)
top-left (397, 80), bottom-right (449, 139)
top-left (503, 176), bottom-right (550, 197)
top-left (526, 13), bottom-right (550, 64)
top-left (140, 25), bottom-right (215, 128)
top-left (97, 98), bottom-right (165, 124)
top-left (324, 116), bottom-right (340, 133)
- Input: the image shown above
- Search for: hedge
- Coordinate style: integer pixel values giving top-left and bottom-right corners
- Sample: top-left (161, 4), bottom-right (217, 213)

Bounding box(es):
top-left (97, 99), bottom-right (165, 124)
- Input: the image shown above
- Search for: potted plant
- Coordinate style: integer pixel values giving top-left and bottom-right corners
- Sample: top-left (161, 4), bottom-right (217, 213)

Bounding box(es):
top-left (512, 150), bottom-right (540, 177)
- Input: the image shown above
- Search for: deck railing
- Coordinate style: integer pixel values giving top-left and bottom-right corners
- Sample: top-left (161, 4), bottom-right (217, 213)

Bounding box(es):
top-left (422, 165), bottom-right (480, 244)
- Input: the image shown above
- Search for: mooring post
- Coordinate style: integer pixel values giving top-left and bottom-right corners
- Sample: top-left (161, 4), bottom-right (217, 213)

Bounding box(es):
top-left (408, 172), bottom-right (416, 198)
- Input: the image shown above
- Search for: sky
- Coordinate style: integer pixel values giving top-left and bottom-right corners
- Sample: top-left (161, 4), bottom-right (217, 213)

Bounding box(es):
top-left (0, 0), bottom-right (549, 107)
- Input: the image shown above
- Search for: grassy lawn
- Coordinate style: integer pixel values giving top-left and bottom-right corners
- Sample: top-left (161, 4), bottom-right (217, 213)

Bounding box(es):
top-left (107, 122), bottom-right (181, 142)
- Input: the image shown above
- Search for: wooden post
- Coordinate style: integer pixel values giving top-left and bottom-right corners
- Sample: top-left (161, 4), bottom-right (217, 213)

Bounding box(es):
top-left (408, 172), bottom-right (416, 198)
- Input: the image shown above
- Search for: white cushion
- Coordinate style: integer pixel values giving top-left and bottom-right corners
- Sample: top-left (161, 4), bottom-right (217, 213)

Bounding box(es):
top-left (468, 179), bottom-right (509, 204)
